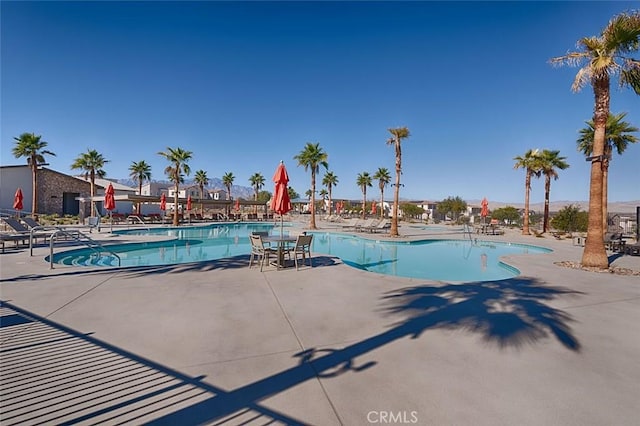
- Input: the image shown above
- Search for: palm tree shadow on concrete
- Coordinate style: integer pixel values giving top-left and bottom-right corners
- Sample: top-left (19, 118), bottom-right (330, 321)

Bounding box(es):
top-left (382, 277), bottom-right (583, 351)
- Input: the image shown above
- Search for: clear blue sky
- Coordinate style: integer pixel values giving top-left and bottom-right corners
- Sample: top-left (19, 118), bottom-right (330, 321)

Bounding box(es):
top-left (2, 1), bottom-right (638, 204)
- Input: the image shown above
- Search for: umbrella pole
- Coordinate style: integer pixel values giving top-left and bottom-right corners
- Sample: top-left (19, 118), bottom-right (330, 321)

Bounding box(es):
top-left (110, 211), bottom-right (113, 233)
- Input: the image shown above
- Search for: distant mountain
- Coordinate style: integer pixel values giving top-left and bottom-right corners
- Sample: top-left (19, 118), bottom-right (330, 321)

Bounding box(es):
top-left (468, 199), bottom-right (639, 214)
top-left (116, 178), bottom-right (255, 199)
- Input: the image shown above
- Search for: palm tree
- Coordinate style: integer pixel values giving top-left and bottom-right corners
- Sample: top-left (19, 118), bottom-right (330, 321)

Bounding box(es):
top-left (129, 160), bottom-right (152, 215)
top-left (577, 112), bottom-right (638, 231)
top-left (386, 127), bottom-right (410, 236)
top-left (249, 172), bottom-right (265, 214)
top-left (550, 10), bottom-right (640, 268)
top-left (71, 149), bottom-right (109, 217)
top-left (12, 133), bottom-right (56, 217)
top-left (513, 149), bottom-right (542, 235)
top-left (357, 172), bottom-right (372, 219)
top-left (322, 171), bottom-right (339, 215)
top-left (538, 150), bottom-right (570, 233)
top-left (373, 167), bottom-right (391, 219)
top-left (158, 147), bottom-right (192, 226)
top-left (319, 189), bottom-right (328, 214)
top-left (222, 172), bottom-right (235, 217)
top-left (294, 142), bottom-right (328, 230)
top-left (194, 169), bottom-right (209, 217)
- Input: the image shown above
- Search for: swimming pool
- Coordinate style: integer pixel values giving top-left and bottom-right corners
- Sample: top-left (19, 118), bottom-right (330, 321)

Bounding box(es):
top-left (48, 224), bottom-right (551, 282)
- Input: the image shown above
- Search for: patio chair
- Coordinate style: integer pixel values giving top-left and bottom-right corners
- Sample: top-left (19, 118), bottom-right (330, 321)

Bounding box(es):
top-left (356, 219), bottom-right (378, 232)
top-left (623, 241), bottom-right (639, 256)
top-left (249, 234), bottom-right (275, 271)
top-left (367, 219), bottom-right (391, 233)
top-left (21, 216), bottom-right (80, 240)
top-left (0, 233), bottom-right (29, 253)
top-left (286, 234), bottom-right (313, 270)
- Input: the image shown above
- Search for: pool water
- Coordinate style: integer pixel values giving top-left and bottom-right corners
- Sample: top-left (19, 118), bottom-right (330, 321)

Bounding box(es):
top-left (48, 224), bottom-right (551, 282)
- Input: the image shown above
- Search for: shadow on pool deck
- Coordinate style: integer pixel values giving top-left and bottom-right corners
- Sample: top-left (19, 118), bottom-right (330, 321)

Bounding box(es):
top-left (0, 275), bottom-right (583, 425)
top-left (0, 255), bottom-right (342, 284)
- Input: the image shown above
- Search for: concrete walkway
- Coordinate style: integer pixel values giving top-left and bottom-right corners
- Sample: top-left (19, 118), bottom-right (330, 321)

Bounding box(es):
top-left (1, 222), bottom-right (639, 425)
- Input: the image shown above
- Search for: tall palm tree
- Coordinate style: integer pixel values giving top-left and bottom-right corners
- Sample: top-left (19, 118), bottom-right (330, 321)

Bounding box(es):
top-left (294, 142), bottom-right (328, 230)
top-left (577, 112), bottom-right (638, 230)
top-left (129, 160), bottom-right (152, 215)
top-left (373, 167), bottom-right (391, 219)
top-left (12, 132), bottom-right (56, 217)
top-left (539, 150), bottom-right (570, 233)
top-left (513, 149), bottom-right (542, 235)
top-left (386, 127), bottom-right (410, 236)
top-left (71, 149), bottom-right (109, 217)
top-left (357, 172), bottom-right (372, 219)
top-left (158, 147), bottom-right (192, 226)
top-left (550, 10), bottom-right (640, 268)
top-left (222, 172), bottom-right (235, 217)
top-left (249, 172), bottom-right (265, 214)
top-left (194, 169), bottom-right (209, 217)
top-left (322, 171), bottom-right (339, 215)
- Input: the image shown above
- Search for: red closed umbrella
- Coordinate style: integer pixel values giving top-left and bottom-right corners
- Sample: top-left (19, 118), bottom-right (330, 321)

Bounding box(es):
top-left (371, 201), bottom-right (377, 215)
top-left (104, 183), bottom-right (116, 232)
top-left (234, 199), bottom-right (240, 211)
top-left (481, 197), bottom-right (489, 225)
top-left (13, 188), bottom-right (24, 213)
top-left (104, 183), bottom-right (116, 211)
top-left (270, 161), bottom-right (292, 236)
top-left (187, 195), bottom-right (192, 211)
top-left (160, 193), bottom-right (167, 211)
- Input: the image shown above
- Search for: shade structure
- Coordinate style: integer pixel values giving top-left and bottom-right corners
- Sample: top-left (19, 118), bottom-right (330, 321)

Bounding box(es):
top-left (270, 161), bottom-right (292, 236)
top-left (160, 193), bottom-right (167, 211)
top-left (13, 188), bottom-right (24, 212)
top-left (104, 184), bottom-right (116, 211)
top-left (371, 201), bottom-right (377, 215)
top-left (187, 195), bottom-right (192, 211)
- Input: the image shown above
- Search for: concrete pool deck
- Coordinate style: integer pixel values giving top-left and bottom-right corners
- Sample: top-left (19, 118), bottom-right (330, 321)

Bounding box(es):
top-left (1, 221), bottom-right (639, 425)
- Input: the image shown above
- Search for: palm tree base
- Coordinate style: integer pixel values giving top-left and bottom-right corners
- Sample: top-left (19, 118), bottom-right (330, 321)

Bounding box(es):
top-left (580, 251), bottom-right (609, 269)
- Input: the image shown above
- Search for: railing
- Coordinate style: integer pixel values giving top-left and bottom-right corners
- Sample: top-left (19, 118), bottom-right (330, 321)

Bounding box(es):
top-left (463, 224), bottom-right (475, 242)
top-left (27, 226), bottom-right (121, 269)
top-left (127, 215), bottom-right (151, 231)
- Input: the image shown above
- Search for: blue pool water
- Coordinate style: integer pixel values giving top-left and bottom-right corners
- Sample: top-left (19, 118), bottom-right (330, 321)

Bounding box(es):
top-left (49, 224), bottom-right (551, 282)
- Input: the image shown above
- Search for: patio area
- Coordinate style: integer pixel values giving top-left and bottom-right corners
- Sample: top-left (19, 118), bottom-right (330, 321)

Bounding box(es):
top-left (1, 224), bottom-right (639, 425)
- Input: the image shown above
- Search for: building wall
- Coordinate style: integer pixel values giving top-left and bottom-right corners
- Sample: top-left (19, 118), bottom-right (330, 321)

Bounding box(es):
top-left (1, 165), bottom-right (92, 217)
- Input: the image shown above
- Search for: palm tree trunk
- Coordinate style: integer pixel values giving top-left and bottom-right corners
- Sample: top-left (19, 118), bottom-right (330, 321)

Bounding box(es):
top-left (173, 182), bottom-right (180, 226)
top-left (543, 174), bottom-right (551, 233)
top-left (310, 171), bottom-right (317, 229)
top-left (522, 171), bottom-right (531, 235)
top-left (380, 188), bottom-right (384, 219)
top-left (581, 78), bottom-right (609, 268)
top-left (328, 187), bottom-right (332, 216)
top-left (138, 181), bottom-right (143, 215)
top-left (90, 171), bottom-right (96, 217)
top-left (602, 163), bottom-right (609, 233)
top-left (201, 186), bottom-right (205, 217)
top-left (31, 164), bottom-right (38, 217)
top-left (362, 188), bottom-right (366, 220)
top-left (390, 141), bottom-right (401, 237)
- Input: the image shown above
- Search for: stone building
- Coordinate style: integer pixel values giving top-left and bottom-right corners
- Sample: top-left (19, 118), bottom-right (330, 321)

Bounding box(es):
top-left (1, 165), bottom-right (92, 217)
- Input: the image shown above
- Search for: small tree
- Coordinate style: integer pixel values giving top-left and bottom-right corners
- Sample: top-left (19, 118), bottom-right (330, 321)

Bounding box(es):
top-left (551, 204), bottom-right (589, 234)
top-left (437, 196), bottom-right (468, 223)
top-left (491, 206), bottom-right (521, 226)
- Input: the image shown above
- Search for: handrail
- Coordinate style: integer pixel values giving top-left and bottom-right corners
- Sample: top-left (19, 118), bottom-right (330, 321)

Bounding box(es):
top-left (127, 215), bottom-right (151, 231)
top-left (34, 227), bottom-right (121, 269)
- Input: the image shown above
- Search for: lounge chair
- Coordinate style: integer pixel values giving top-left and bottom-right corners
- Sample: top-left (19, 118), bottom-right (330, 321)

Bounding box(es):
top-left (285, 234), bottom-right (313, 270)
top-left (356, 219), bottom-right (378, 232)
top-left (248, 234), bottom-right (275, 271)
top-left (624, 241), bottom-right (640, 256)
top-left (1, 218), bottom-right (51, 243)
top-left (604, 232), bottom-right (624, 252)
top-left (21, 217), bottom-right (80, 240)
top-left (0, 233), bottom-right (29, 253)
top-left (366, 219), bottom-right (391, 233)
